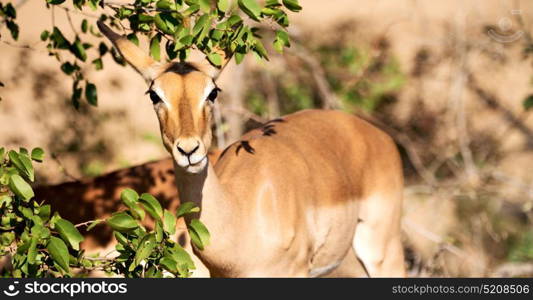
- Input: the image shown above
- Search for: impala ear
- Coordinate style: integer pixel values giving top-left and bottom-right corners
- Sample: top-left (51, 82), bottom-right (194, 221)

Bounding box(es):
top-left (97, 21), bottom-right (159, 82)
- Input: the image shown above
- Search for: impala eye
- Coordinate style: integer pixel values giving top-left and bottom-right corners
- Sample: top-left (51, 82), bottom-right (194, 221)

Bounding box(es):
top-left (207, 87), bottom-right (221, 102)
top-left (148, 90), bottom-right (162, 105)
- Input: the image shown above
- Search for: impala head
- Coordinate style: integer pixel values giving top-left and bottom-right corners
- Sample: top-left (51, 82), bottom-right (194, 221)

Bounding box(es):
top-left (98, 21), bottom-right (229, 173)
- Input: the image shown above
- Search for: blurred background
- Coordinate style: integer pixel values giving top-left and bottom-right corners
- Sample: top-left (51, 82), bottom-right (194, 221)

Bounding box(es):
top-left (1, 0), bottom-right (533, 277)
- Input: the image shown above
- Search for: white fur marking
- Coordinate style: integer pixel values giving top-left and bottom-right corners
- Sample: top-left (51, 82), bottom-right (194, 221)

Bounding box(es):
top-left (199, 79), bottom-right (215, 109)
top-left (153, 86), bottom-right (171, 108)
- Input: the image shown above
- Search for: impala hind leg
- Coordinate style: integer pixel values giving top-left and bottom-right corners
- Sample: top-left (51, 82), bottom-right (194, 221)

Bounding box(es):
top-left (353, 193), bottom-right (406, 277)
top-left (322, 248), bottom-right (368, 277)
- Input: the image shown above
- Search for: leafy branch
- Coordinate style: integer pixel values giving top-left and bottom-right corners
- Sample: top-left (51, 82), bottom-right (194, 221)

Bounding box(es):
top-left (0, 0), bottom-right (302, 109)
top-left (0, 147), bottom-right (209, 278)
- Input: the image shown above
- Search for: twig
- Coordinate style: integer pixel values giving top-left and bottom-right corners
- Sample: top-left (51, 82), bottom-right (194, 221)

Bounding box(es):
top-left (1, 40), bottom-right (47, 53)
top-left (64, 8), bottom-right (79, 36)
top-left (83, 256), bottom-right (115, 261)
top-left (449, 12), bottom-right (478, 184)
top-left (51, 153), bottom-right (80, 181)
top-left (287, 44), bottom-right (341, 109)
top-left (491, 262), bottom-right (533, 277)
top-left (402, 219), bottom-right (466, 258)
top-left (58, 6), bottom-right (100, 19)
top-left (261, 71), bottom-right (280, 118)
top-left (220, 105), bottom-right (267, 124)
top-left (213, 102), bottom-right (226, 149)
top-left (362, 113), bottom-right (438, 187)
top-left (75, 220), bottom-right (99, 228)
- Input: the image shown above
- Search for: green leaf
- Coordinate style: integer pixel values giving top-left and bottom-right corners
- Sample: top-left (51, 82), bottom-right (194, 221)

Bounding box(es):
top-left (71, 86), bottom-right (82, 110)
top-left (150, 34), bottom-right (161, 61)
top-left (133, 233), bottom-right (156, 269)
top-left (121, 188), bottom-right (145, 221)
top-left (198, 0), bottom-right (211, 13)
top-left (60, 62), bottom-right (77, 75)
top-left (253, 39), bottom-right (268, 59)
top-left (113, 231), bottom-right (129, 247)
top-left (145, 266), bottom-right (163, 278)
top-left (88, 0), bottom-right (99, 10)
top-left (0, 195), bottom-right (11, 209)
top-left (0, 232), bottom-right (15, 246)
top-left (275, 29), bottom-right (290, 46)
top-left (178, 35), bottom-right (194, 48)
top-left (235, 52), bottom-right (245, 64)
top-left (207, 52), bottom-right (222, 67)
top-left (31, 147), bottom-right (45, 162)
top-left (126, 33), bottom-right (139, 46)
top-left (168, 242), bottom-right (195, 270)
top-left (31, 224), bottom-right (50, 240)
top-left (81, 19), bottom-right (88, 33)
top-left (238, 0), bottom-right (262, 21)
top-left (176, 202), bottom-right (200, 218)
top-left (162, 242), bottom-right (195, 276)
top-left (40, 30), bottom-right (50, 41)
top-left (118, 7), bottom-right (133, 19)
top-left (156, 0), bottom-right (174, 10)
top-left (6, 20), bottom-right (19, 40)
top-left (139, 193), bottom-right (163, 220)
top-left (155, 220), bottom-right (164, 242)
top-left (55, 218), bottom-right (84, 251)
top-left (71, 38), bottom-right (87, 61)
top-left (265, 0), bottom-right (281, 7)
top-left (159, 255), bottom-right (179, 275)
top-left (47, 236), bottom-right (70, 273)
top-left (8, 150), bottom-right (34, 181)
top-left (273, 30), bottom-right (290, 53)
top-left (523, 94), bottom-right (533, 111)
top-left (155, 13), bottom-right (170, 34)
top-left (9, 174), bottom-right (34, 202)
top-left (51, 27), bottom-right (70, 49)
top-left (282, 0), bottom-right (302, 12)
top-left (107, 212), bottom-right (139, 232)
top-left (20, 207), bottom-right (34, 220)
top-left (92, 58), bottom-right (103, 70)
top-left (192, 14), bottom-right (210, 37)
top-left (47, 0), bottom-right (66, 4)
top-left (188, 219), bottom-right (210, 250)
top-left (163, 209), bottom-right (177, 235)
top-left (138, 14), bottom-right (155, 23)
top-left (217, 0), bottom-right (229, 12)
top-left (183, 4), bottom-right (200, 16)
top-left (27, 236), bottom-right (38, 265)
top-left (227, 15), bottom-right (243, 27)
top-left (210, 29), bottom-right (224, 41)
top-left (85, 82), bottom-right (97, 106)
top-left (38, 204), bottom-right (51, 222)
top-left (4, 3), bottom-right (16, 18)
top-left (121, 188), bottom-right (139, 205)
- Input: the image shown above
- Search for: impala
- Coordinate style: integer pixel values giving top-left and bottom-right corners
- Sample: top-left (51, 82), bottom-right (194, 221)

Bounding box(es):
top-left (97, 21), bottom-right (405, 277)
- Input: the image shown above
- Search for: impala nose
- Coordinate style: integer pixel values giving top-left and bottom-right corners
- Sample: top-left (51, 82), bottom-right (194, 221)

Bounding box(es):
top-left (177, 138), bottom-right (199, 157)
top-left (173, 137), bottom-right (207, 172)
